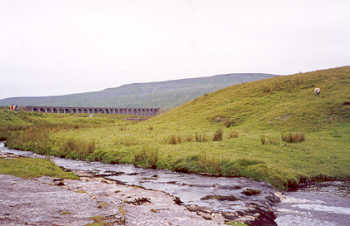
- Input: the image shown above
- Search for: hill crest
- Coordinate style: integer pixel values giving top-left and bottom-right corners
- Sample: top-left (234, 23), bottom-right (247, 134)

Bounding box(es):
top-left (0, 73), bottom-right (274, 109)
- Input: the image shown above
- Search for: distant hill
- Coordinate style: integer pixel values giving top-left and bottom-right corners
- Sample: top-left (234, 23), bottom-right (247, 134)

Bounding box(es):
top-left (0, 73), bottom-right (274, 109)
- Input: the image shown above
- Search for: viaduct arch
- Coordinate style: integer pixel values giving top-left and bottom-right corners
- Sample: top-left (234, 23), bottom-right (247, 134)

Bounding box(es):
top-left (21, 106), bottom-right (160, 116)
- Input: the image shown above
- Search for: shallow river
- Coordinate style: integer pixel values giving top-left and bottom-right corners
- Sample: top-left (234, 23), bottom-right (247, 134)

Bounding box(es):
top-left (1, 142), bottom-right (349, 225)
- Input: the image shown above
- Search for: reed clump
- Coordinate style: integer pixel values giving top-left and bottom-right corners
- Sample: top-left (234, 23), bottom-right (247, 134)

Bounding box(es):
top-left (134, 145), bottom-right (159, 169)
top-left (195, 133), bottom-right (208, 142)
top-left (213, 129), bottom-right (223, 141)
top-left (228, 131), bottom-right (239, 139)
top-left (168, 135), bottom-right (182, 144)
top-left (281, 133), bottom-right (305, 143)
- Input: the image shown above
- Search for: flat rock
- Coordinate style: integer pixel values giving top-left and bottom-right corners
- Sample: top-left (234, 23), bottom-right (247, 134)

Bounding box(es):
top-left (0, 174), bottom-right (225, 225)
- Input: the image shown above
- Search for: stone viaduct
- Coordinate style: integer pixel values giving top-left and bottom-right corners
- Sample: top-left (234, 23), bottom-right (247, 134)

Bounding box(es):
top-left (21, 106), bottom-right (160, 116)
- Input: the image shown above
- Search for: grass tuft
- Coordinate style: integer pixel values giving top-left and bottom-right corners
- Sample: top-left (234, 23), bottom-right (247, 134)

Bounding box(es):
top-left (228, 131), bottom-right (239, 139)
top-left (213, 129), bottom-right (224, 141)
top-left (281, 133), bottom-right (305, 143)
top-left (61, 138), bottom-right (96, 159)
top-left (134, 145), bottom-right (159, 169)
top-left (195, 133), bottom-right (208, 142)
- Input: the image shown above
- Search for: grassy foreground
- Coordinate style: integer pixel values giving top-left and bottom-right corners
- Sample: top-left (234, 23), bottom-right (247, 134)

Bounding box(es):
top-left (2, 67), bottom-right (350, 189)
top-left (0, 158), bottom-right (78, 179)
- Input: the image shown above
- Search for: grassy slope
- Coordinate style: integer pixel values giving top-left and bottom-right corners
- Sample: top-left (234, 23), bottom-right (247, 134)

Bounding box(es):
top-left (0, 158), bottom-right (78, 179)
top-left (2, 67), bottom-right (350, 189)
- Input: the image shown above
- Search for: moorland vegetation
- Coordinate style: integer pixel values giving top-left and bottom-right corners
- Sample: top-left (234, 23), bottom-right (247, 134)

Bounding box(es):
top-left (1, 67), bottom-right (350, 189)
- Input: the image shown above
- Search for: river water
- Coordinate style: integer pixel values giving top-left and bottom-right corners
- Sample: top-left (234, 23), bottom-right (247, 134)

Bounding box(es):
top-left (276, 181), bottom-right (350, 226)
top-left (1, 142), bottom-right (349, 225)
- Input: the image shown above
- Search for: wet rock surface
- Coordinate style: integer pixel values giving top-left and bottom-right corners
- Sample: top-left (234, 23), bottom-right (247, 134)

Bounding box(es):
top-left (67, 176), bottom-right (225, 225)
top-left (0, 175), bottom-right (123, 226)
top-left (0, 174), bottom-right (226, 226)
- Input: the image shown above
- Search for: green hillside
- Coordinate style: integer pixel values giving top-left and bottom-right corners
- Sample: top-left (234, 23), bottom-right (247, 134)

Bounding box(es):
top-left (2, 67), bottom-right (350, 189)
top-left (150, 66), bottom-right (350, 131)
top-left (0, 73), bottom-right (273, 109)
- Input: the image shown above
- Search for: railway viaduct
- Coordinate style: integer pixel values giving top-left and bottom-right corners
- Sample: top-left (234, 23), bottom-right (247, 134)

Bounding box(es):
top-left (21, 106), bottom-right (160, 116)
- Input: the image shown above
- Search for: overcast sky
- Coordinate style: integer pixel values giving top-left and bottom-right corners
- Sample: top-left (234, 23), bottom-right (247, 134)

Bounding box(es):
top-left (0, 0), bottom-right (349, 99)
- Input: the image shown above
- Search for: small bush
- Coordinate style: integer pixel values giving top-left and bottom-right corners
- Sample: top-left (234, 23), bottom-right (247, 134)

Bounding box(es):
top-left (224, 119), bottom-right (234, 128)
top-left (168, 135), bottom-right (177, 144)
top-left (0, 128), bottom-right (11, 141)
top-left (6, 128), bottom-right (52, 155)
top-left (213, 129), bottom-right (223, 141)
top-left (168, 135), bottom-right (182, 145)
top-left (199, 151), bottom-right (223, 175)
top-left (269, 137), bottom-right (280, 145)
top-left (185, 135), bottom-right (193, 142)
top-left (281, 133), bottom-right (305, 143)
top-left (134, 145), bottom-right (159, 169)
top-left (195, 133), bottom-right (208, 142)
top-left (228, 131), bottom-right (239, 139)
top-left (262, 81), bottom-right (283, 93)
top-left (260, 135), bottom-right (280, 145)
top-left (60, 138), bottom-right (95, 159)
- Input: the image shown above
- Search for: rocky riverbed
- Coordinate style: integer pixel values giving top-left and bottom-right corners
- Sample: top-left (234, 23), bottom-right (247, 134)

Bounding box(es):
top-left (1, 142), bottom-right (350, 225)
top-left (0, 173), bottom-right (226, 226)
top-left (0, 143), bottom-right (280, 225)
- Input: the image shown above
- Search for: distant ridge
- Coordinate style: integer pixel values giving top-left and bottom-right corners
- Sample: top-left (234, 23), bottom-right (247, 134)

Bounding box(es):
top-left (0, 73), bottom-right (275, 109)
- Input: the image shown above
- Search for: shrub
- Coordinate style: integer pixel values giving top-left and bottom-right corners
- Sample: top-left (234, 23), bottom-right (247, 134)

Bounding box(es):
top-left (199, 151), bottom-right (223, 175)
top-left (224, 119), bottom-right (234, 128)
top-left (176, 136), bottom-right (182, 144)
top-left (168, 135), bottom-right (182, 145)
top-left (262, 81), bottom-right (283, 93)
top-left (228, 131), bottom-right (239, 139)
top-left (168, 135), bottom-right (177, 144)
top-left (60, 138), bottom-right (95, 159)
top-left (213, 129), bottom-right (223, 141)
top-left (185, 135), bottom-right (193, 142)
top-left (0, 128), bottom-right (11, 141)
top-left (269, 137), bottom-right (280, 145)
top-left (259, 135), bottom-right (280, 145)
top-left (195, 133), bottom-right (208, 142)
top-left (281, 133), bottom-right (305, 143)
top-left (134, 145), bottom-right (159, 169)
top-left (6, 128), bottom-right (52, 155)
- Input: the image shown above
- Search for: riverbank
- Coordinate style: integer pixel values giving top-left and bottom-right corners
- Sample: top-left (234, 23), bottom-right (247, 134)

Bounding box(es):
top-left (4, 118), bottom-right (350, 190)
top-left (0, 150), bottom-right (226, 225)
top-left (2, 143), bottom-right (350, 226)
top-left (0, 143), bottom-right (279, 225)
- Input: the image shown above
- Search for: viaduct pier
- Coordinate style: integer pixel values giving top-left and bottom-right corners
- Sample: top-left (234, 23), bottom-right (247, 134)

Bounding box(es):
top-left (20, 106), bottom-right (160, 116)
